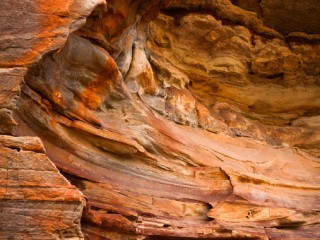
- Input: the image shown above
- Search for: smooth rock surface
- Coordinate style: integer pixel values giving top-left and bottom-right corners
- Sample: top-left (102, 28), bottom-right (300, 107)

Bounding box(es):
top-left (0, 0), bottom-right (103, 239)
top-left (0, 0), bottom-right (105, 67)
top-left (1, 0), bottom-right (320, 239)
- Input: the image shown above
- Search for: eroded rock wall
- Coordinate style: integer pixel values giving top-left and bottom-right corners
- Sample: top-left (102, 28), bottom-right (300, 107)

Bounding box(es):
top-left (1, 0), bottom-right (320, 239)
top-left (0, 0), bottom-right (103, 239)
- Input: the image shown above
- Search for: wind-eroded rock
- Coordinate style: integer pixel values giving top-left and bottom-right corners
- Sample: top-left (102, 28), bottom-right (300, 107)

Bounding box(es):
top-left (0, 68), bottom-right (26, 135)
top-left (15, 3), bottom-right (320, 237)
top-left (0, 0), bottom-right (103, 239)
top-left (148, 10), bottom-right (320, 156)
top-left (0, 135), bottom-right (85, 239)
top-left (0, 0), bottom-right (105, 67)
top-left (1, 0), bottom-right (320, 239)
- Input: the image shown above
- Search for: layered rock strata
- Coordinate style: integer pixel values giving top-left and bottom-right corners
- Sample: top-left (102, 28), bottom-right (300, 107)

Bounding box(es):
top-left (0, 135), bottom-right (85, 239)
top-left (1, 0), bottom-right (320, 239)
top-left (0, 0), bottom-right (103, 239)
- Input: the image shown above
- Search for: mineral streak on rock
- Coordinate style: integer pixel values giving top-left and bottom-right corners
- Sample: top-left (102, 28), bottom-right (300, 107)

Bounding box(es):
top-left (0, 0), bottom-right (105, 67)
top-left (1, 0), bottom-right (320, 239)
top-left (0, 0), bottom-right (104, 239)
top-left (0, 135), bottom-right (86, 239)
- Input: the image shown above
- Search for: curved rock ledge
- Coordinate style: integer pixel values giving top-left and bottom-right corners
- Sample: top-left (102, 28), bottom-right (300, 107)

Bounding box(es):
top-left (1, 0), bottom-right (320, 239)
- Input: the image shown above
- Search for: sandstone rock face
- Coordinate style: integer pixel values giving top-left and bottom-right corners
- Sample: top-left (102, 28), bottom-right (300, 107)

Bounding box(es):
top-left (0, 0), bottom-right (105, 67)
top-left (0, 135), bottom-right (85, 239)
top-left (0, 0), bottom-right (103, 239)
top-left (148, 11), bottom-right (320, 156)
top-left (235, 0), bottom-right (320, 34)
top-left (1, 0), bottom-right (320, 239)
top-left (0, 68), bottom-right (26, 135)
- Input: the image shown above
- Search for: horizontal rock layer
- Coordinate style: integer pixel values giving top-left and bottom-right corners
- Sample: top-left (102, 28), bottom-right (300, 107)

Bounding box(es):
top-left (1, 0), bottom-right (320, 239)
top-left (0, 135), bottom-right (85, 239)
top-left (0, 0), bottom-right (103, 239)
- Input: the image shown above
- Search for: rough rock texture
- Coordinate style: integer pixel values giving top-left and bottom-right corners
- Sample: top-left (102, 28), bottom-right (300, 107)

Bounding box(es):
top-left (0, 0), bottom-right (103, 239)
top-left (0, 0), bottom-right (105, 67)
top-left (0, 68), bottom-right (26, 135)
top-left (1, 0), bottom-right (320, 239)
top-left (0, 135), bottom-right (85, 239)
top-left (148, 10), bottom-right (320, 156)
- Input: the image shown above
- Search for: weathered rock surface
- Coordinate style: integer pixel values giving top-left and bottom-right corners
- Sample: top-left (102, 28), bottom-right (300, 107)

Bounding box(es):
top-left (0, 135), bottom-right (85, 239)
top-left (1, 0), bottom-right (320, 239)
top-left (148, 11), bottom-right (320, 157)
top-left (0, 0), bottom-right (103, 239)
top-left (0, 68), bottom-right (26, 135)
top-left (234, 0), bottom-right (320, 34)
top-left (0, 0), bottom-right (105, 67)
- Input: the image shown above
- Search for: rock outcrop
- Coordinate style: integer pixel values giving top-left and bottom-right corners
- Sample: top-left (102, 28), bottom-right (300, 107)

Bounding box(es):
top-left (0, 0), bottom-right (103, 239)
top-left (0, 135), bottom-right (85, 239)
top-left (1, 0), bottom-right (320, 239)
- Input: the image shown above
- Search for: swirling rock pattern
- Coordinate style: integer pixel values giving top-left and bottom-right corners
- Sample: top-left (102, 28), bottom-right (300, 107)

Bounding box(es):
top-left (0, 0), bottom-right (104, 239)
top-left (1, 0), bottom-right (320, 239)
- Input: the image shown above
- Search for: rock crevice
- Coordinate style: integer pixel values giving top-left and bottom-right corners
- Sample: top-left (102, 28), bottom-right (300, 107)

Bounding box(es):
top-left (1, 0), bottom-right (320, 239)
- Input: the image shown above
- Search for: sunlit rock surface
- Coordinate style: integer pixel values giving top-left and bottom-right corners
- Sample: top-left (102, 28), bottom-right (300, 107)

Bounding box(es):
top-left (0, 0), bottom-right (103, 239)
top-left (0, 135), bottom-right (85, 239)
top-left (1, 0), bottom-right (320, 239)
